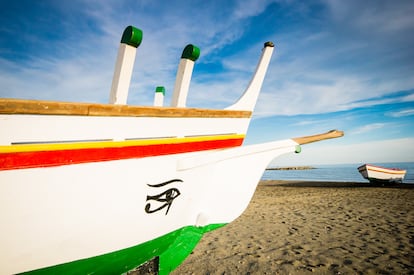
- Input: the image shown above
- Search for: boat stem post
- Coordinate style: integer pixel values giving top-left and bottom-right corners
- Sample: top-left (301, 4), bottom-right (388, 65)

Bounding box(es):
top-left (109, 26), bottom-right (143, 105)
top-left (171, 44), bottom-right (200, 107)
top-left (153, 86), bottom-right (165, 107)
top-left (226, 42), bottom-right (274, 111)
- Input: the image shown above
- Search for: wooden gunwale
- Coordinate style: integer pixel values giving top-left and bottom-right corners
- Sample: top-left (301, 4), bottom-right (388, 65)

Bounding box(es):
top-left (0, 98), bottom-right (251, 118)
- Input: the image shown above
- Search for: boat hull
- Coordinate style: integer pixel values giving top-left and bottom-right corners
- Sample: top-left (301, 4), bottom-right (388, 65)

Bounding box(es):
top-left (357, 164), bottom-right (406, 183)
top-left (0, 34), bottom-right (284, 274)
top-left (0, 35), bottom-right (345, 274)
top-left (0, 139), bottom-right (298, 274)
top-left (0, 104), bottom-right (262, 274)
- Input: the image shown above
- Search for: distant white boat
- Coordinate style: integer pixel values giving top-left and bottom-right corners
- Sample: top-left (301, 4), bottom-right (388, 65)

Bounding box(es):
top-left (358, 164), bottom-right (406, 183)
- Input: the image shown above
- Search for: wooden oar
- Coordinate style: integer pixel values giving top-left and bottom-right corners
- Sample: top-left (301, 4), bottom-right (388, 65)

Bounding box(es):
top-left (292, 130), bottom-right (344, 145)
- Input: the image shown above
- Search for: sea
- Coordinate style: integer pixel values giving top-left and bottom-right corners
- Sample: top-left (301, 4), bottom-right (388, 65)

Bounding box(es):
top-left (262, 162), bottom-right (414, 184)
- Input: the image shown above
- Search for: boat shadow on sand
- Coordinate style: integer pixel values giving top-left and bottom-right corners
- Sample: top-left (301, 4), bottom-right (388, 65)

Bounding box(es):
top-left (260, 180), bottom-right (414, 189)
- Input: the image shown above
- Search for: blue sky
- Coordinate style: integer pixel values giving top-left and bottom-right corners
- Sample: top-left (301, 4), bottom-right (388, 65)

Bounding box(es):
top-left (1, 0), bottom-right (413, 165)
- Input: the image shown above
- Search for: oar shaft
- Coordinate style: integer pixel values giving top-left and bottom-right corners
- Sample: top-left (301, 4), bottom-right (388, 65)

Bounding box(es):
top-left (292, 130), bottom-right (344, 145)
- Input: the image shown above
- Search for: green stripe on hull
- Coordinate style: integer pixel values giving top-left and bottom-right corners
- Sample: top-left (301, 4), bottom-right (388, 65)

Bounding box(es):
top-left (20, 223), bottom-right (226, 275)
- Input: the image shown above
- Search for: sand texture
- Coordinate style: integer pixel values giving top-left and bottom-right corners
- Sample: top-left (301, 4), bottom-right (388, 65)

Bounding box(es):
top-left (172, 181), bottom-right (414, 274)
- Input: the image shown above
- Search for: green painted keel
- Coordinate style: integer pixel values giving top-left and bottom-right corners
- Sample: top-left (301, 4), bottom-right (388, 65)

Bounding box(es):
top-left (20, 223), bottom-right (226, 275)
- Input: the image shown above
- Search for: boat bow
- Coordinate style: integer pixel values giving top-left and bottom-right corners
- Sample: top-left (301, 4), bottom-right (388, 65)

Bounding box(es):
top-left (0, 24), bottom-right (346, 275)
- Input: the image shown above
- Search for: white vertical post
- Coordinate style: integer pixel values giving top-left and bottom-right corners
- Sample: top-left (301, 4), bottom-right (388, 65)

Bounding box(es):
top-left (153, 86), bottom-right (165, 107)
top-left (171, 44), bottom-right (200, 107)
top-left (109, 26), bottom-right (143, 105)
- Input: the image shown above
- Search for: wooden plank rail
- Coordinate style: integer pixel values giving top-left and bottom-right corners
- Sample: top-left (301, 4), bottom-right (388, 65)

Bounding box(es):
top-left (0, 98), bottom-right (251, 118)
top-left (293, 130), bottom-right (344, 145)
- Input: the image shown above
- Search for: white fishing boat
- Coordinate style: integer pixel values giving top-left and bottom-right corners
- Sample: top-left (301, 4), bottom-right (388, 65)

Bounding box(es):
top-left (0, 26), bottom-right (343, 274)
top-left (358, 164), bottom-right (406, 183)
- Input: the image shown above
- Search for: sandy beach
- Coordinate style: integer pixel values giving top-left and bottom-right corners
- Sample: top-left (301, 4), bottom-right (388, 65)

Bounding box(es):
top-left (172, 180), bottom-right (414, 274)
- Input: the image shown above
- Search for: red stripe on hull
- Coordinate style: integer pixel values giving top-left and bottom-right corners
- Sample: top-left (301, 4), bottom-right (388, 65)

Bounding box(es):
top-left (0, 138), bottom-right (243, 171)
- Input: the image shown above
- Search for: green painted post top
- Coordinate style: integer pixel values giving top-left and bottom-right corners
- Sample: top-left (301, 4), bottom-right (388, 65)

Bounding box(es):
top-left (121, 26), bottom-right (143, 48)
top-left (181, 44), bottom-right (200, 61)
top-left (155, 86), bottom-right (165, 96)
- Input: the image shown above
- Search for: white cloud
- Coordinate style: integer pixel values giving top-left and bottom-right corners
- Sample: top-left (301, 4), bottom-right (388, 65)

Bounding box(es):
top-left (351, 123), bottom-right (385, 135)
top-left (387, 109), bottom-right (414, 118)
top-left (232, 0), bottom-right (277, 19)
top-left (324, 0), bottom-right (414, 34)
